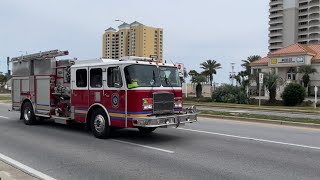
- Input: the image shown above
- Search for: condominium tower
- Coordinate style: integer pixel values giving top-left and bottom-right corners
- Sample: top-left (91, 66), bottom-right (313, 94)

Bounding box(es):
top-left (102, 21), bottom-right (163, 61)
top-left (269, 0), bottom-right (320, 51)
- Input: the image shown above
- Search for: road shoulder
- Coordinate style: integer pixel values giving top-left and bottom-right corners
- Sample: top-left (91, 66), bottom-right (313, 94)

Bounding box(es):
top-left (199, 114), bottom-right (320, 129)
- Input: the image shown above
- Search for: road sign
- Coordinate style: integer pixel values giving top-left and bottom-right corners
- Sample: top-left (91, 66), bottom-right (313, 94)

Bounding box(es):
top-left (259, 73), bottom-right (264, 84)
top-left (176, 63), bottom-right (184, 78)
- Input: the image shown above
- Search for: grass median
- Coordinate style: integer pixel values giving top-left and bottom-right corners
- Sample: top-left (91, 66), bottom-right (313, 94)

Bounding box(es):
top-left (199, 110), bottom-right (320, 124)
top-left (0, 95), bottom-right (11, 103)
top-left (185, 101), bottom-right (320, 114)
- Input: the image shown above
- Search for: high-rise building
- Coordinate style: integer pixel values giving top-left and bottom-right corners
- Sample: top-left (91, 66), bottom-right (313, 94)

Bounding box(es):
top-left (269, 0), bottom-right (320, 52)
top-left (102, 21), bottom-right (163, 61)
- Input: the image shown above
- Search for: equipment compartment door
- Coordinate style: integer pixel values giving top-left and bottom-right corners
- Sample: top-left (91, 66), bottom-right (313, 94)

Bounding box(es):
top-left (12, 79), bottom-right (21, 111)
top-left (36, 76), bottom-right (51, 115)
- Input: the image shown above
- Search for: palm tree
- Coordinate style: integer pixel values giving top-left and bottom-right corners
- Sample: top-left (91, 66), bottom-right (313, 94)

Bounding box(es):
top-left (189, 70), bottom-right (206, 98)
top-left (263, 72), bottom-right (282, 103)
top-left (241, 55), bottom-right (261, 76)
top-left (298, 65), bottom-right (317, 87)
top-left (200, 60), bottom-right (222, 86)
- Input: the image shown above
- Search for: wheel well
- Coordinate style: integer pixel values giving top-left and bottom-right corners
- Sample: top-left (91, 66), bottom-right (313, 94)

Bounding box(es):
top-left (20, 99), bottom-right (32, 120)
top-left (86, 105), bottom-right (109, 130)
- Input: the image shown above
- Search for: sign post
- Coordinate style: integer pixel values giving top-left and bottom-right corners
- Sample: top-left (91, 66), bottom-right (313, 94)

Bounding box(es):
top-left (259, 73), bottom-right (264, 107)
top-left (315, 86), bottom-right (318, 109)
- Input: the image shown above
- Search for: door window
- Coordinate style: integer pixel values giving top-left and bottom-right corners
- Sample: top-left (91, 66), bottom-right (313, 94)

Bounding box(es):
top-left (90, 68), bottom-right (102, 88)
top-left (107, 67), bottom-right (122, 87)
top-left (76, 69), bottom-right (87, 87)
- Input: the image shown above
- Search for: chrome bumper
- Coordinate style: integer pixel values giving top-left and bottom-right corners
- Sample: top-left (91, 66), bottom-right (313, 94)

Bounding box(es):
top-left (133, 113), bottom-right (197, 128)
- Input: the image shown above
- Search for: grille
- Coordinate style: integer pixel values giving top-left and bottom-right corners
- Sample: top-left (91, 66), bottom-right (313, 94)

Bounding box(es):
top-left (153, 92), bottom-right (174, 115)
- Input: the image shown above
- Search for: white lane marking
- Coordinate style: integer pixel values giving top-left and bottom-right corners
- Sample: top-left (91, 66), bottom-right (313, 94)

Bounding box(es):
top-left (0, 116), bottom-right (9, 119)
top-left (178, 128), bottom-right (320, 151)
top-left (0, 153), bottom-right (56, 180)
top-left (111, 139), bottom-right (175, 154)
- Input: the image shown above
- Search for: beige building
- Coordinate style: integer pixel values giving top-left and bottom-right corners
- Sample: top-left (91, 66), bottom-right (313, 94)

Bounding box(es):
top-left (269, 0), bottom-right (320, 52)
top-left (102, 21), bottom-right (163, 61)
top-left (251, 43), bottom-right (320, 97)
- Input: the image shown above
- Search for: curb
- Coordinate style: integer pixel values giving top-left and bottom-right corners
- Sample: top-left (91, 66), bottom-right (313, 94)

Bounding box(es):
top-left (199, 114), bottom-right (320, 129)
top-left (184, 102), bottom-right (320, 115)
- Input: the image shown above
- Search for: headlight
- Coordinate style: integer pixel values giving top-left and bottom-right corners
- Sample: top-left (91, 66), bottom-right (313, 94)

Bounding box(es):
top-left (143, 104), bottom-right (153, 110)
top-left (174, 101), bottom-right (182, 108)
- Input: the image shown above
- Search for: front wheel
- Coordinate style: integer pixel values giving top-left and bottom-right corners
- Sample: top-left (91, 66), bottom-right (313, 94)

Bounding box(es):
top-left (138, 127), bottom-right (157, 134)
top-left (91, 108), bottom-right (111, 139)
top-left (22, 102), bottom-right (36, 125)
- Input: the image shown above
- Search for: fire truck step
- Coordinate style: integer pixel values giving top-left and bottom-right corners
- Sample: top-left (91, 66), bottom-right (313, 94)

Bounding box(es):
top-left (52, 116), bottom-right (71, 125)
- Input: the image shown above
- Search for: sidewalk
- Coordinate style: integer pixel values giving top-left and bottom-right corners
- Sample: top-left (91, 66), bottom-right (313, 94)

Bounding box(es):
top-left (0, 161), bottom-right (38, 180)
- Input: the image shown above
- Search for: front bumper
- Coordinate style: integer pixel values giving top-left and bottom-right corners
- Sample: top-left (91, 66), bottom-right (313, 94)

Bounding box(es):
top-left (133, 113), bottom-right (197, 128)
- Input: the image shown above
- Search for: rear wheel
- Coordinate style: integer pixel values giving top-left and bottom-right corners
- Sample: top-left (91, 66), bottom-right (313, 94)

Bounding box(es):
top-left (138, 127), bottom-right (157, 134)
top-left (91, 108), bottom-right (110, 139)
top-left (22, 102), bottom-right (36, 125)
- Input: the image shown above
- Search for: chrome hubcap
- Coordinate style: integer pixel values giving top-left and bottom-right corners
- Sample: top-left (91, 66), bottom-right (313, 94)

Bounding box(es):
top-left (94, 115), bottom-right (105, 133)
top-left (24, 108), bottom-right (31, 121)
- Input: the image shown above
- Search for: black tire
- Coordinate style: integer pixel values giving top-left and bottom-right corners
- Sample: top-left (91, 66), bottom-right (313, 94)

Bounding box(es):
top-left (138, 127), bottom-right (157, 134)
top-left (22, 102), bottom-right (36, 125)
top-left (91, 108), bottom-right (110, 139)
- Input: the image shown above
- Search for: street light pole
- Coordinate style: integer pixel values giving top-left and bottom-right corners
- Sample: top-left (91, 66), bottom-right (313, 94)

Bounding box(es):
top-left (230, 63), bottom-right (235, 86)
top-left (115, 19), bottom-right (131, 56)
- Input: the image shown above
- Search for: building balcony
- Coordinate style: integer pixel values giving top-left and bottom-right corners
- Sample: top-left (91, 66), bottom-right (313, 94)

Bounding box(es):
top-left (298, 17), bottom-right (308, 23)
top-left (309, 13), bottom-right (320, 20)
top-left (269, 38), bottom-right (283, 43)
top-left (309, 26), bottom-right (320, 33)
top-left (269, 6), bottom-right (283, 12)
top-left (309, 6), bottom-right (320, 14)
top-left (269, 24), bottom-right (283, 31)
top-left (309, 0), bottom-right (320, 6)
top-left (309, 33), bottom-right (320, 38)
top-left (298, 40), bottom-right (308, 44)
top-left (309, 39), bottom-right (320, 44)
top-left (269, 12), bottom-right (283, 19)
top-left (309, 19), bottom-right (320, 26)
top-left (298, 30), bottom-right (309, 36)
top-left (299, 4), bottom-right (308, 9)
top-left (269, 44), bottom-right (283, 51)
top-left (269, 19), bottom-right (283, 25)
top-left (269, 31), bottom-right (283, 37)
top-left (298, 36), bottom-right (309, 41)
top-left (299, 10), bottom-right (308, 16)
top-left (269, 0), bottom-right (283, 6)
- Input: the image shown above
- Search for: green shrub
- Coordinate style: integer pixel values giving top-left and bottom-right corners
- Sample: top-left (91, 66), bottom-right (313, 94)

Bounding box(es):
top-left (281, 83), bottom-right (305, 106)
top-left (212, 84), bottom-right (248, 104)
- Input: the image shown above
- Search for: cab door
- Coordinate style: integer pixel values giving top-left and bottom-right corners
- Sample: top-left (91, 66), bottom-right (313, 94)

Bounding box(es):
top-left (71, 67), bottom-right (89, 123)
top-left (103, 66), bottom-right (126, 127)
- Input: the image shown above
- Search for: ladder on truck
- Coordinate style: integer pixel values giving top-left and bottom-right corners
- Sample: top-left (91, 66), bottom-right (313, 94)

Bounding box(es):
top-left (11, 49), bottom-right (69, 62)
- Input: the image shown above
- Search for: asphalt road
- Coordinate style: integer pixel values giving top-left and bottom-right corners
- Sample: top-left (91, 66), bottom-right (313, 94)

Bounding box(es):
top-left (197, 105), bottom-right (320, 119)
top-left (0, 103), bottom-right (320, 180)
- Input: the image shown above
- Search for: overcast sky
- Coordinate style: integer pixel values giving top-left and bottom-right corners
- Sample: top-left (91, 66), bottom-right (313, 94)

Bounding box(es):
top-left (0, 0), bottom-right (269, 83)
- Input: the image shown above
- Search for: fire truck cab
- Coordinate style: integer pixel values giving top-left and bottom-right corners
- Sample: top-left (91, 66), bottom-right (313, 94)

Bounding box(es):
top-left (11, 50), bottom-right (197, 138)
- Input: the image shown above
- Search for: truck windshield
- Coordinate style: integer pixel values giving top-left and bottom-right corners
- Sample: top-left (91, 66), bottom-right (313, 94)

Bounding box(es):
top-left (159, 66), bottom-right (181, 87)
top-left (124, 64), bottom-right (161, 88)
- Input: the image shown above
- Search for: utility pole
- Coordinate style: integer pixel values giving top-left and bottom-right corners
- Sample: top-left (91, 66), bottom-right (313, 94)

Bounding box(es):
top-left (7, 57), bottom-right (10, 77)
top-left (230, 63), bottom-right (235, 86)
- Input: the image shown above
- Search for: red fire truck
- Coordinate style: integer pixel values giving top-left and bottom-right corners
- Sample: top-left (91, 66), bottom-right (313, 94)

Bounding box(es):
top-left (11, 50), bottom-right (197, 138)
